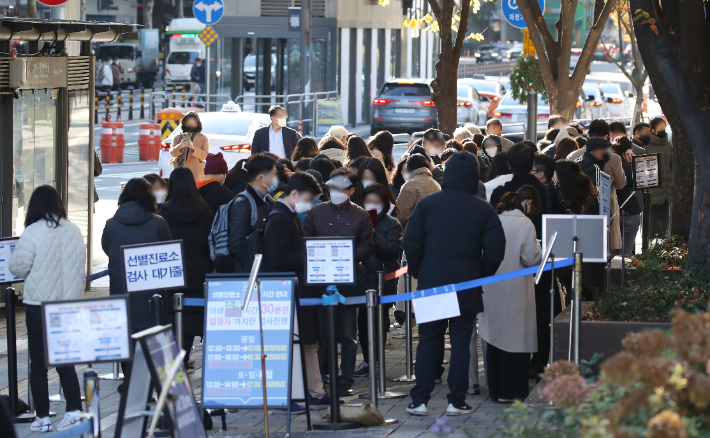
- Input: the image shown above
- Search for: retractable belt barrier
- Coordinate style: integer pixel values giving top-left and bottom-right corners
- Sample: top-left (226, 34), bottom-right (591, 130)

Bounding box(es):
top-left (384, 266), bottom-right (408, 281)
top-left (86, 270), bottom-right (109, 282)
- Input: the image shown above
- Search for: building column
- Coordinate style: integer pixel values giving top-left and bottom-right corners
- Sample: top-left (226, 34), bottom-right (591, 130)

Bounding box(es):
top-left (427, 30), bottom-right (434, 79)
top-left (371, 29), bottom-right (379, 110)
top-left (340, 28), bottom-right (350, 127)
top-left (419, 29), bottom-right (426, 78)
top-left (384, 28), bottom-right (392, 80)
top-left (355, 28), bottom-right (364, 125)
top-left (406, 28), bottom-right (413, 78)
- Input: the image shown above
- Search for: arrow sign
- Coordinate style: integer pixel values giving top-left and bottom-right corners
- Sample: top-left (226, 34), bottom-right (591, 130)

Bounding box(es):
top-left (193, 0), bottom-right (224, 25)
top-left (502, 0), bottom-right (545, 29)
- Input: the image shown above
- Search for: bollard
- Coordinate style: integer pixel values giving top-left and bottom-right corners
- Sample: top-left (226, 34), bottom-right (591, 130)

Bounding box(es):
top-left (151, 294), bottom-right (162, 326)
top-left (390, 268), bottom-right (415, 382)
top-left (174, 293), bottom-right (184, 353)
top-left (181, 87), bottom-right (186, 105)
top-left (172, 86), bottom-right (176, 108)
top-left (140, 87), bottom-right (145, 119)
top-left (5, 287), bottom-right (17, 417)
top-left (365, 289), bottom-right (378, 408)
top-left (104, 93), bottom-right (110, 121)
top-left (94, 93), bottom-right (99, 124)
top-left (84, 370), bottom-right (101, 437)
top-left (116, 91), bottom-right (122, 121)
top-left (128, 89), bottom-right (133, 121)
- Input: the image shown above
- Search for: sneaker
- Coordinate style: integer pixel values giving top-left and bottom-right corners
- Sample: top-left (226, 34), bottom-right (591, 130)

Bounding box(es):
top-left (467, 384), bottom-right (481, 395)
top-left (338, 383), bottom-right (354, 397)
top-left (386, 332), bottom-right (394, 346)
top-left (391, 325), bottom-right (407, 339)
top-left (406, 402), bottom-right (427, 416)
top-left (446, 403), bottom-right (473, 416)
top-left (290, 403), bottom-right (306, 414)
top-left (30, 416), bottom-right (52, 432)
top-left (393, 310), bottom-right (405, 325)
top-left (352, 361), bottom-right (370, 378)
top-left (58, 411), bottom-right (82, 430)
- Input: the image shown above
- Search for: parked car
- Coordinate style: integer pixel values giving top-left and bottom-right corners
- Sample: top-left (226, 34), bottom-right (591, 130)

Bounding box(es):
top-left (593, 44), bottom-right (608, 62)
top-left (457, 78), bottom-right (505, 118)
top-left (492, 92), bottom-right (550, 134)
top-left (506, 43), bottom-right (524, 61)
top-left (242, 53), bottom-right (277, 91)
top-left (582, 83), bottom-right (611, 119)
top-left (475, 45), bottom-right (501, 63)
top-left (575, 89), bottom-right (594, 121)
top-left (457, 85), bottom-right (489, 126)
top-left (598, 82), bottom-right (630, 118)
top-left (158, 102), bottom-right (270, 178)
top-left (370, 79), bottom-right (437, 135)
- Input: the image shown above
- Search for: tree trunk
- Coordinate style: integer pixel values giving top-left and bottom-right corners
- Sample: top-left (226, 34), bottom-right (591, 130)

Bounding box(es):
top-left (546, 75), bottom-right (578, 122)
top-left (144, 0), bottom-right (154, 29)
top-left (632, 92), bottom-right (643, 124)
top-left (28, 0), bottom-right (37, 18)
top-left (671, 131), bottom-right (695, 239)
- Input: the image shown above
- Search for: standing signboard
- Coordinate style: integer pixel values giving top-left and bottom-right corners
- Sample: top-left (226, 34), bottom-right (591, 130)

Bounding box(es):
top-left (632, 153), bottom-right (661, 190)
top-left (42, 296), bottom-right (132, 367)
top-left (542, 215), bottom-right (608, 263)
top-left (0, 237), bottom-right (22, 283)
top-left (201, 277), bottom-right (296, 409)
top-left (599, 170), bottom-right (611, 220)
top-left (304, 237), bottom-right (356, 284)
top-left (122, 240), bottom-right (186, 292)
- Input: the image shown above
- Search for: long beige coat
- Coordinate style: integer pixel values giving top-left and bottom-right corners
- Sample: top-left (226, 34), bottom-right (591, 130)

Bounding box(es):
top-left (479, 210), bottom-right (541, 353)
top-left (396, 168), bottom-right (441, 230)
top-left (169, 132), bottom-right (210, 181)
top-left (567, 146), bottom-right (626, 250)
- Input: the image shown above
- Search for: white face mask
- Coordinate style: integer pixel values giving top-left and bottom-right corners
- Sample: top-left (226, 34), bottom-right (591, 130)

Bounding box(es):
top-left (362, 180), bottom-right (376, 188)
top-left (154, 189), bottom-right (167, 204)
top-left (330, 190), bottom-right (349, 205)
top-left (364, 203), bottom-right (383, 215)
top-left (402, 172), bottom-right (411, 182)
top-left (486, 147), bottom-right (498, 157)
top-left (276, 117), bottom-right (287, 128)
top-left (294, 198), bottom-right (313, 214)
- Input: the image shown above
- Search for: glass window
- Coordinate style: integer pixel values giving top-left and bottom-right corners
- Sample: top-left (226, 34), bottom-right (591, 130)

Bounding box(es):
top-left (167, 51), bottom-right (199, 65)
top-left (457, 86), bottom-right (470, 98)
top-left (583, 86), bottom-right (598, 99)
top-left (312, 38), bottom-right (327, 93)
top-left (67, 91), bottom-right (90, 248)
top-left (12, 90), bottom-right (58, 236)
top-left (599, 84), bottom-right (621, 95)
top-left (380, 83), bottom-right (431, 96)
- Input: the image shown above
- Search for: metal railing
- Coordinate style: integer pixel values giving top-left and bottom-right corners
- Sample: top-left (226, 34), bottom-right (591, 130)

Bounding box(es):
top-left (457, 61), bottom-right (515, 79)
top-left (149, 91), bottom-right (233, 119)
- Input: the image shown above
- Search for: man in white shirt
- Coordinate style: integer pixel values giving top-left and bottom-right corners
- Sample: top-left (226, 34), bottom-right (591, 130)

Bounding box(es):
top-left (251, 105), bottom-right (301, 159)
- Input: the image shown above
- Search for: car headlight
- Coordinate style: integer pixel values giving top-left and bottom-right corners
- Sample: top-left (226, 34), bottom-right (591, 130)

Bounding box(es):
top-left (475, 53), bottom-right (481, 57)
top-left (492, 53), bottom-right (499, 56)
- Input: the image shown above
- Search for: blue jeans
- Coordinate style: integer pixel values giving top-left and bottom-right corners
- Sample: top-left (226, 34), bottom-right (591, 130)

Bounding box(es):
top-left (622, 213), bottom-right (641, 255)
top-left (317, 305), bottom-right (358, 386)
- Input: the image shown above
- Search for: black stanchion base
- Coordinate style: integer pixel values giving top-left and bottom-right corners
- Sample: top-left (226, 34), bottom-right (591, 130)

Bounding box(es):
top-left (313, 421), bottom-right (360, 430)
top-left (388, 375), bottom-right (416, 383)
top-left (358, 391), bottom-right (407, 400)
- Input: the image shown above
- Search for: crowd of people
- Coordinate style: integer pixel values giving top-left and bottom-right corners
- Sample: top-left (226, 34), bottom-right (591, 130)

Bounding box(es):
top-left (13, 103), bottom-right (673, 431)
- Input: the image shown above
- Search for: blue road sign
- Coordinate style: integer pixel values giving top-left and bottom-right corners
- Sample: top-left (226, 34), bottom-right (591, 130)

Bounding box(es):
top-left (193, 0), bottom-right (224, 25)
top-left (502, 0), bottom-right (545, 29)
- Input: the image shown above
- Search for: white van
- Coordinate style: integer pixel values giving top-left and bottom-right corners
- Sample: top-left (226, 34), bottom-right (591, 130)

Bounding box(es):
top-left (164, 18), bottom-right (205, 87)
top-left (165, 50), bottom-right (203, 87)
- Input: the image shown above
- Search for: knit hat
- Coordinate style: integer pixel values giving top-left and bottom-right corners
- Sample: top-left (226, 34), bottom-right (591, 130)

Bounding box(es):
top-left (204, 152), bottom-right (228, 175)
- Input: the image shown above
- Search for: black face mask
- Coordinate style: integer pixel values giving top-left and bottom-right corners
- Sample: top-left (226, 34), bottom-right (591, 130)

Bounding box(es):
top-left (639, 135), bottom-right (651, 146)
top-left (655, 130), bottom-right (667, 139)
top-left (600, 151), bottom-right (611, 163)
top-left (183, 126), bottom-right (196, 133)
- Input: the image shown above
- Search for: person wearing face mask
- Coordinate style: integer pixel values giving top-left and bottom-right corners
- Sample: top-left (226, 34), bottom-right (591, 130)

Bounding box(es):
top-left (631, 122), bottom-right (651, 153)
top-left (169, 112), bottom-right (210, 181)
top-left (303, 168), bottom-right (374, 396)
top-left (646, 117), bottom-right (673, 238)
top-left (485, 118), bottom-right (515, 152)
top-left (262, 173), bottom-right (334, 407)
top-left (143, 173), bottom-right (168, 207)
top-left (219, 153), bottom-right (277, 273)
top-left (479, 185), bottom-right (542, 403)
top-left (357, 158), bottom-right (399, 216)
top-left (353, 183), bottom-right (403, 378)
top-left (251, 105), bottom-right (301, 159)
top-left (422, 128), bottom-right (446, 165)
top-left (396, 153), bottom-right (440, 230)
top-left (482, 134), bottom-right (503, 162)
top-left (197, 152), bottom-right (234, 214)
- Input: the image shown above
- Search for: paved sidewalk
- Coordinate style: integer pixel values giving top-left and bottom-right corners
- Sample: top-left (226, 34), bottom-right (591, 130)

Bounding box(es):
top-left (3, 284), bottom-right (525, 438)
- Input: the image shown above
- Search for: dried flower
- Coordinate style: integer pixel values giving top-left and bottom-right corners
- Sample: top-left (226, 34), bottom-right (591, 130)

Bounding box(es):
top-left (542, 374), bottom-right (590, 408)
top-left (540, 361), bottom-right (580, 383)
top-left (687, 372), bottom-right (710, 409)
top-left (622, 331), bottom-right (671, 358)
top-left (645, 410), bottom-right (687, 438)
top-left (669, 363), bottom-right (688, 390)
top-left (602, 352), bottom-right (638, 386)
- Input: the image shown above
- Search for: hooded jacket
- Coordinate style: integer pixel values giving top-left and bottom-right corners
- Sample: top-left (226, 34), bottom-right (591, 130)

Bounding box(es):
top-left (102, 201), bottom-right (172, 332)
top-left (224, 171), bottom-right (251, 197)
top-left (158, 200), bottom-right (214, 301)
top-left (403, 152), bottom-right (506, 315)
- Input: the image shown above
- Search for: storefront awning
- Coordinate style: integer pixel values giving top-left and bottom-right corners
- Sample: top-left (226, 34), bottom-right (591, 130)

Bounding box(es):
top-left (0, 17), bottom-right (135, 43)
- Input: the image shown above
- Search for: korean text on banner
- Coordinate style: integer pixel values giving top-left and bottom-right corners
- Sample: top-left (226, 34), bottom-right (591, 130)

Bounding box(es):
top-left (202, 278), bottom-right (295, 409)
top-left (599, 170), bottom-right (611, 220)
top-left (633, 153), bottom-right (661, 190)
top-left (315, 99), bottom-right (344, 137)
top-left (305, 237), bottom-right (355, 284)
top-left (122, 240), bottom-right (186, 292)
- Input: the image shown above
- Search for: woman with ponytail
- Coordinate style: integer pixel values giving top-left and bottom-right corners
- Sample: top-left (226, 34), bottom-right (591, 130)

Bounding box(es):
top-left (224, 158), bottom-right (251, 196)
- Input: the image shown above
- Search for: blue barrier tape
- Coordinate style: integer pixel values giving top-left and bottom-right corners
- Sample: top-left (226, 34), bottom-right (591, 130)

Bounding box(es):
top-left (45, 420), bottom-right (92, 438)
top-left (86, 269), bottom-right (109, 282)
top-left (184, 298), bottom-right (205, 307)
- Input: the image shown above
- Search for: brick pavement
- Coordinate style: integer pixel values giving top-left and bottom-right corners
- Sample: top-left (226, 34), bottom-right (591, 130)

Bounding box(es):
top-left (3, 284), bottom-right (530, 438)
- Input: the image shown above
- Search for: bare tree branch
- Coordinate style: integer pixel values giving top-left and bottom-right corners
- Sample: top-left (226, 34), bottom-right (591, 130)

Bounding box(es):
top-left (428, 0), bottom-right (443, 21)
top-left (593, 0), bottom-right (605, 22)
top-left (453, 0), bottom-right (472, 60)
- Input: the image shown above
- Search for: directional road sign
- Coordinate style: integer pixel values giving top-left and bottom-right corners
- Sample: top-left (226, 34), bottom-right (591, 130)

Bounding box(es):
top-left (193, 0), bottom-right (224, 25)
top-left (502, 0), bottom-right (545, 29)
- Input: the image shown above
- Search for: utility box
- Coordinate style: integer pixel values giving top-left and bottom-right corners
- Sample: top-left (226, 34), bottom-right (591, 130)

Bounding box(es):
top-left (10, 57), bottom-right (68, 89)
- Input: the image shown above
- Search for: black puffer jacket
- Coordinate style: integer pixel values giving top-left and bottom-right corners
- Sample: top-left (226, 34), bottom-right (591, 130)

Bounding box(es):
top-left (363, 212), bottom-right (403, 296)
top-left (224, 184), bottom-right (274, 273)
top-left (224, 171), bottom-right (250, 197)
top-left (403, 152), bottom-right (506, 315)
top-left (102, 201), bottom-right (172, 332)
top-left (157, 200), bottom-right (214, 313)
top-left (198, 180), bottom-right (233, 215)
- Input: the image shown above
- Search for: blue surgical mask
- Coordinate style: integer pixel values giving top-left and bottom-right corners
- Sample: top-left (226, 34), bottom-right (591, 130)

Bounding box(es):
top-left (263, 174), bottom-right (279, 192)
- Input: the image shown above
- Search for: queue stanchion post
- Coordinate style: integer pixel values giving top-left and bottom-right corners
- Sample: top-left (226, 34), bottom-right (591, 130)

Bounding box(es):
top-left (549, 255), bottom-right (555, 366)
top-left (313, 286), bottom-right (358, 431)
top-left (6, 287), bottom-right (17, 417)
top-left (174, 293), bottom-right (184, 353)
top-left (98, 361), bottom-right (123, 381)
top-left (642, 189), bottom-right (651, 252)
top-left (365, 289), bottom-right (378, 408)
top-left (390, 266), bottom-right (415, 383)
top-left (376, 271), bottom-right (404, 400)
top-left (573, 252), bottom-right (583, 365)
top-left (84, 370), bottom-right (101, 438)
top-left (151, 294), bottom-right (162, 326)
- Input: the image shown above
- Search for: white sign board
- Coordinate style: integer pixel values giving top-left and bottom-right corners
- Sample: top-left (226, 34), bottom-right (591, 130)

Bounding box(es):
top-left (304, 237), bottom-right (356, 284)
top-left (542, 215), bottom-right (608, 263)
top-left (122, 241), bottom-right (186, 292)
top-left (599, 170), bottom-right (611, 221)
top-left (633, 153), bottom-right (660, 190)
top-left (412, 292), bottom-right (461, 324)
top-left (0, 237), bottom-right (22, 283)
top-left (43, 296), bottom-right (131, 367)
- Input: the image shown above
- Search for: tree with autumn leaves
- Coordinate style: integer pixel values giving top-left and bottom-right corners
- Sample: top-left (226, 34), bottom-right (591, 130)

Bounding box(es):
top-left (379, 0), bottom-right (485, 135)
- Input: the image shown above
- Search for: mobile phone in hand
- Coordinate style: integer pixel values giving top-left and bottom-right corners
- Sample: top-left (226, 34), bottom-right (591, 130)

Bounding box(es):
top-left (181, 132), bottom-right (190, 144)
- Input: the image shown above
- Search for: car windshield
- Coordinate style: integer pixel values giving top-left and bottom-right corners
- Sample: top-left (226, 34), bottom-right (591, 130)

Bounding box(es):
top-left (380, 83), bottom-right (431, 97)
top-left (499, 92), bottom-right (548, 106)
top-left (167, 51), bottom-right (199, 64)
top-left (244, 55), bottom-right (256, 67)
top-left (479, 45), bottom-right (496, 51)
top-left (199, 118), bottom-right (257, 136)
top-left (599, 84), bottom-right (621, 95)
top-left (457, 86), bottom-right (470, 98)
top-left (97, 45), bottom-right (134, 60)
top-left (583, 86), bottom-right (598, 98)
